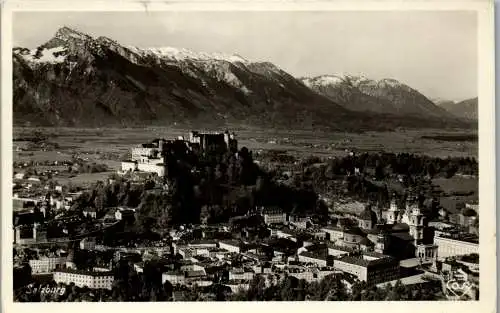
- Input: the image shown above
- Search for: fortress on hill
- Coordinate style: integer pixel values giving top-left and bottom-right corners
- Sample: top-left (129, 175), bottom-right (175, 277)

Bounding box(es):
top-left (120, 130), bottom-right (238, 177)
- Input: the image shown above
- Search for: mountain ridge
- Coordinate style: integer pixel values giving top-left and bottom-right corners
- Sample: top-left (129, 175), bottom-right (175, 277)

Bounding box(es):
top-left (300, 74), bottom-right (456, 118)
top-left (13, 27), bottom-right (472, 131)
top-left (436, 97), bottom-right (478, 120)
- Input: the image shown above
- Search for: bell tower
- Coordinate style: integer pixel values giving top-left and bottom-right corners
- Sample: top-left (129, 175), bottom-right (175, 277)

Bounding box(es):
top-left (375, 230), bottom-right (389, 254)
top-left (409, 204), bottom-right (424, 246)
top-left (386, 197), bottom-right (399, 224)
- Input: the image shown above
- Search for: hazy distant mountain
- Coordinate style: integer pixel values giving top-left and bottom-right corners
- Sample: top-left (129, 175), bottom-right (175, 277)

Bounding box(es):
top-left (301, 74), bottom-right (454, 118)
top-left (13, 27), bottom-right (470, 130)
top-left (436, 97), bottom-right (478, 120)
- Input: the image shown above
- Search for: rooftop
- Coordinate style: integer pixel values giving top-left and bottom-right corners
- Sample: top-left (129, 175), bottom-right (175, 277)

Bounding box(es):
top-left (299, 251), bottom-right (328, 261)
top-left (321, 225), bottom-right (343, 232)
top-left (343, 226), bottom-right (366, 237)
top-left (219, 239), bottom-right (242, 247)
top-left (326, 243), bottom-right (354, 253)
top-left (390, 232), bottom-right (414, 241)
top-left (391, 223), bottom-right (410, 232)
top-left (54, 269), bottom-right (114, 277)
top-left (436, 233), bottom-right (479, 244)
top-left (188, 239), bottom-right (218, 246)
top-left (336, 255), bottom-right (398, 268)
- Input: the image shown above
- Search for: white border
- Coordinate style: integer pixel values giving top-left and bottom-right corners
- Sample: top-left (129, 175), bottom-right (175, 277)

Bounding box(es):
top-left (1, 1), bottom-right (496, 313)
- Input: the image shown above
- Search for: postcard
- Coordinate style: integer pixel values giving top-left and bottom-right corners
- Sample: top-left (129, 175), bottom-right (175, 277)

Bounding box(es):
top-left (1, 0), bottom-right (496, 312)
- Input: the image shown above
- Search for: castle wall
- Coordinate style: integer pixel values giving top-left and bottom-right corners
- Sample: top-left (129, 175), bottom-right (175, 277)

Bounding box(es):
top-left (137, 163), bottom-right (165, 177)
top-left (121, 161), bottom-right (137, 172)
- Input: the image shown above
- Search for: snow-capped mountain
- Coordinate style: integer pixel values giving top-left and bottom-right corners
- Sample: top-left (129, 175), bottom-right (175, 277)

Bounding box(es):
top-left (301, 74), bottom-right (454, 118)
top-left (13, 27), bottom-right (469, 130)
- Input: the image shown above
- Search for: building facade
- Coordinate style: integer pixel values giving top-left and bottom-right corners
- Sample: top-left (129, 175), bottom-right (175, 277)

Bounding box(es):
top-left (333, 255), bottom-right (400, 285)
top-left (435, 235), bottom-right (479, 259)
top-left (262, 208), bottom-right (287, 225)
top-left (53, 269), bottom-right (114, 290)
top-left (219, 240), bottom-right (242, 253)
top-left (29, 256), bottom-right (67, 274)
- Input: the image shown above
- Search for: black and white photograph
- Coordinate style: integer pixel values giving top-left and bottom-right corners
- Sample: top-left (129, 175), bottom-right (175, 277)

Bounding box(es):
top-left (1, 0), bottom-right (496, 309)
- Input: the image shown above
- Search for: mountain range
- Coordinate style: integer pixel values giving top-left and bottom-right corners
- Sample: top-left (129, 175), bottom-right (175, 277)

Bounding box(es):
top-left (13, 27), bottom-right (474, 131)
top-left (301, 75), bottom-right (455, 118)
top-left (435, 98), bottom-right (478, 120)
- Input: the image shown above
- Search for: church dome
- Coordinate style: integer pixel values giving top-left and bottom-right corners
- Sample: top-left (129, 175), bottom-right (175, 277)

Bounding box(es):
top-left (391, 223), bottom-right (409, 232)
top-left (344, 226), bottom-right (366, 237)
top-left (461, 207), bottom-right (477, 217)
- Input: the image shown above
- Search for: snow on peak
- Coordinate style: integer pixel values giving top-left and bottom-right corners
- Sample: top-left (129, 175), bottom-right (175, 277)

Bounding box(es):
top-left (19, 46), bottom-right (67, 64)
top-left (302, 75), bottom-right (343, 87)
top-left (128, 46), bottom-right (248, 63)
top-left (378, 78), bottom-right (403, 88)
top-left (316, 75), bottom-right (344, 85)
top-left (342, 74), bottom-right (370, 85)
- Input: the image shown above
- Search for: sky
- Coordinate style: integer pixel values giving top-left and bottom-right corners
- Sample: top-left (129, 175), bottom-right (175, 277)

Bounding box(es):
top-left (13, 11), bottom-right (477, 101)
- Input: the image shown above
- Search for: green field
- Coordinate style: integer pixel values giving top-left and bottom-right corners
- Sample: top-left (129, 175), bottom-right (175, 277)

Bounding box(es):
top-left (12, 127), bottom-right (478, 189)
top-left (14, 127), bottom-right (478, 158)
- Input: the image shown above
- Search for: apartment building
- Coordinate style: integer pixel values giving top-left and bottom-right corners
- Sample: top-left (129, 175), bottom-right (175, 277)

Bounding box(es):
top-left (53, 269), bottom-right (114, 290)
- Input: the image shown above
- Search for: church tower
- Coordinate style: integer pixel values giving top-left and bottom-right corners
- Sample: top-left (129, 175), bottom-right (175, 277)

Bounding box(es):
top-left (386, 197), bottom-right (399, 224)
top-left (408, 203), bottom-right (425, 246)
top-left (375, 229), bottom-right (389, 254)
top-left (32, 223), bottom-right (47, 243)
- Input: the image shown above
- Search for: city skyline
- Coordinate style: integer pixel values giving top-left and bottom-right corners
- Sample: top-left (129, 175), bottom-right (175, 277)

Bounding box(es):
top-left (13, 11), bottom-right (477, 101)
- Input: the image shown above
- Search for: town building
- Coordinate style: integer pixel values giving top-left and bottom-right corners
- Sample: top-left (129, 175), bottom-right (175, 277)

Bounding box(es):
top-left (262, 207), bottom-right (287, 225)
top-left (79, 237), bottom-right (97, 250)
top-left (339, 226), bottom-right (366, 249)
top-left (83, 207), bottom-right (97, 219)
top-left (298, 251), bottom-right (329, 267)
top-left (456, 206), bottom-right (478, 228)
top-left (287, 267), bottom-right (338, 283)
top-left (321, 225), bottom-right (344, 242)
top-left (434, 234), bottom-right (479, 259)
top-left (333, 253), bottom-right (400, 285)
top-left (225, 281), bottom-right (251, 293)
top-left (358, 205), bottom-right (378, 230)
top-left (326, 243), bottom-right (353, 257)
top-left (229, 268), bottom-right (255, 281)
top-left (14, 222), bottom-right (47, 245)
top-left (162, 266), bottom-right (208, 286)
top-left (29, 256), bottom-right (67, 274)
top-left (288, 215), bottom-right (310, 229)
top-left (115, 207), bottom-right (136, 221)
top-left (53, 269), bottom-right (114, 290)
top-left (162, 271), bottom-right (186, 285)
top-left (121, 131), bottom-right (238, 177)
top-left (121, 140), bottom-right (166, 177)
top-left (188, 130), bottom-right (238, 153)
top-left (218, 240), bottom-right (242, 253)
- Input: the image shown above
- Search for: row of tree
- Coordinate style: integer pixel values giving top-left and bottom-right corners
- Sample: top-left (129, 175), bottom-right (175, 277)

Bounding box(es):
top-left (15, 271), bottom-right (446, 302)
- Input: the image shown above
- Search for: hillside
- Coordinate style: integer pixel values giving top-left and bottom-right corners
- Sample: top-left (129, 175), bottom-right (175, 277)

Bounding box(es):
top-left (301, 74), bottom-right (455, 119)
top-left (13, 27), bottom-right (471, 131)
top-left (437, 97), bottom-right (478, 120)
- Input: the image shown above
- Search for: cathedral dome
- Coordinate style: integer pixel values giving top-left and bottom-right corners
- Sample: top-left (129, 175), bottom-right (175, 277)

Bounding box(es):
top-left (344, 226), bottom-right (366, 237)
top-left (461, 207), bottom-right (477, 217)
top-left (391, 223), bottom-right (409, 232)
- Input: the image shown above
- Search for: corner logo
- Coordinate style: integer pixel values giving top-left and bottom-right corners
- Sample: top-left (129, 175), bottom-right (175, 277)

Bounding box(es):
top-left (443, 270), bottom-right (473, 300)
